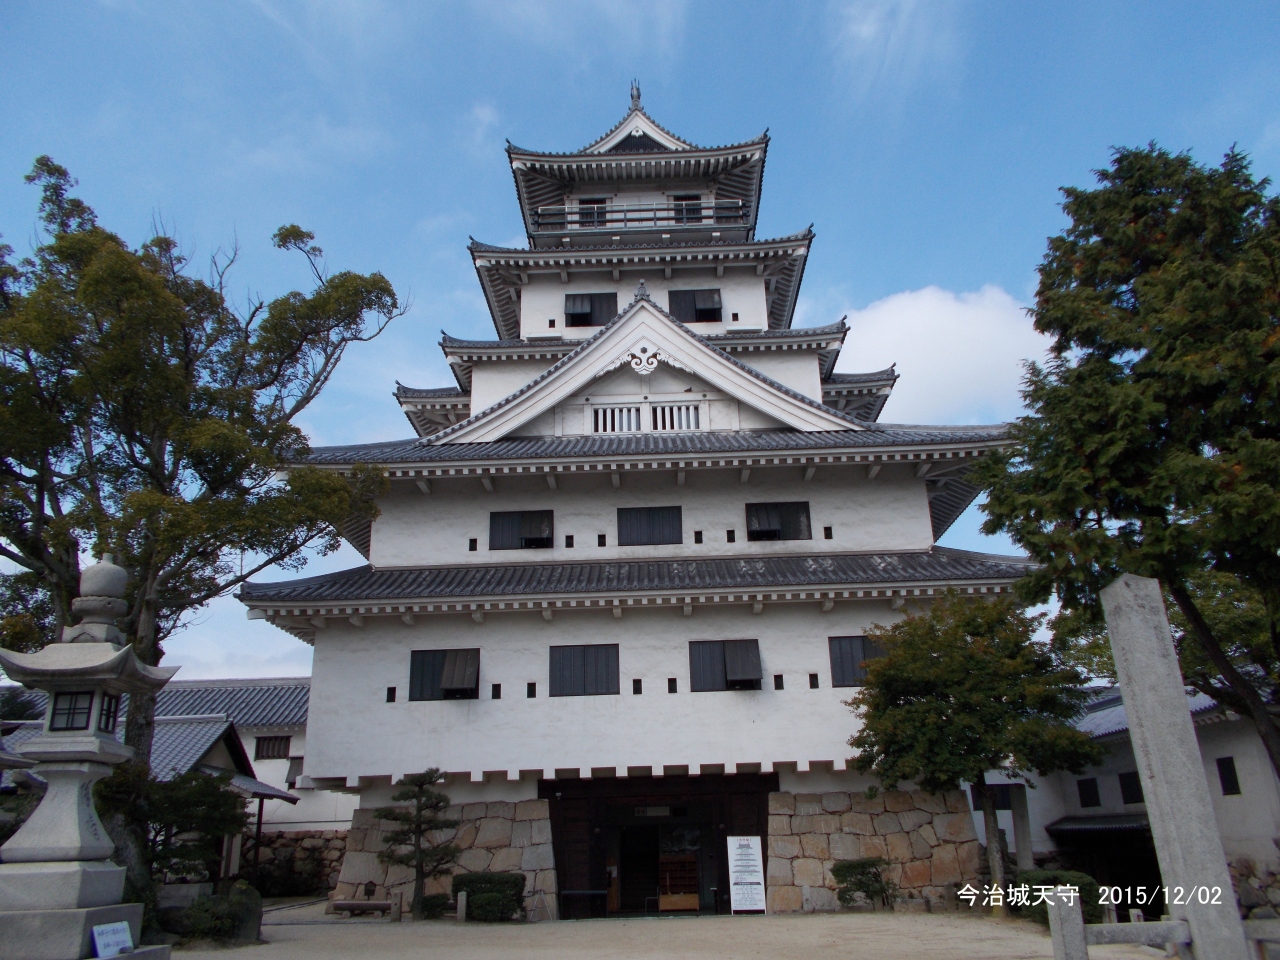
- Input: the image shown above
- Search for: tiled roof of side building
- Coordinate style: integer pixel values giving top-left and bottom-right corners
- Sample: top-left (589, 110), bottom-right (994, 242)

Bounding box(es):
top-left (1074, 688), bottom-right (1219, 739)
top-left (825, 368), bottom-right (899, 385)
top-left (239, 547), bottom-right (1036, 605)
top-left (393, 383), bottom-right (466, 399)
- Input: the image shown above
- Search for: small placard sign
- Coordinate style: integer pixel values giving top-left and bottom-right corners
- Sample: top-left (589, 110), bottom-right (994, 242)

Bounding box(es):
top-left (726, 835), bottom-right (766, 913)
top-left (92, 920), bottom-right (134, 958)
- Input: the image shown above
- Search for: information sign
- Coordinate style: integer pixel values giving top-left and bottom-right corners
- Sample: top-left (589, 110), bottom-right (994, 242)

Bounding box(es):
top-left (727, 834), bottom-right (766, 913)
top-left (92, 920), bottom-right (134, 958)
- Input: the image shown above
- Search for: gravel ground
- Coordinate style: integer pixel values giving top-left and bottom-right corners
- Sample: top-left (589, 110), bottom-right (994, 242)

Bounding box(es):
top-left (176, 903), bottom-right (1157, 960)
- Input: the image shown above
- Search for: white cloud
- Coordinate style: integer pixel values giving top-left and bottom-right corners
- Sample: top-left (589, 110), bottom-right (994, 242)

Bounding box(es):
top-left (827, 0), bottom-right (960, 103)
top-left (834, 284), bottom-right (1048, 425)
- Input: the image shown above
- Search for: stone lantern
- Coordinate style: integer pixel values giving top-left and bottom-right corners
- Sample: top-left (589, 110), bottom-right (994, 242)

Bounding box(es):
top-left (0, 555), bottom-right (176, 960)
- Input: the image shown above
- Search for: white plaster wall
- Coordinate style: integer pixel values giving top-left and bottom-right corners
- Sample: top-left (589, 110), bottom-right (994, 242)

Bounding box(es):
top-left (241, 725), bottom-right (360, 831)
top-left (305, 600), bottom-right (905, 788)
top-left (470, 359), bottom-right (560, 414)
top-left (742, 351), bottom-right (823, 401)
top-left (368, 464), bottom-right (935, 568)
top-left (519, 270), bottom-right (768, 339)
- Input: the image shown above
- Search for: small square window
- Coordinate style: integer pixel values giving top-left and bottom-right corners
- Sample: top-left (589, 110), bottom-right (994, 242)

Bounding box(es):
top-left (633, 679), bottom-right (643, 695)
top-left (1217, 756), bottom-right (1241, 795)
top-left (694, 530), bottom-right (703, 544)
top-left (1118, 771), bottom-right (1145, 805)
top-left (809, 673), bottom-right (819, 689)
top-left (668, 678), bottom-right (678, 694)
top-left (726, 529), bottom-right (736, 543)
top-left (565, 535), bottom-right (574, 548)
top-left (50, 691), bottom-right (94, 731)
top-left (548, 318), bottom-right (556, 328)
top-left (824, 526), bottom-right (833, 540)
top-left (491, 683), bottom-right (501, 699)
top-left (386, 686), bottom-right (396, 703)
top-left (468, 538), bottom-right (478, 552)
top-left (1077, 777), bottom-right (1101, 808)
top-left (527, 682), bottom-right (537, 698)
top-left (774, 674), bottom-right (784, 690)
top-left (598, 534), bottom-right (607, 547)
top-left (731, 312), bottom-right (739, 322)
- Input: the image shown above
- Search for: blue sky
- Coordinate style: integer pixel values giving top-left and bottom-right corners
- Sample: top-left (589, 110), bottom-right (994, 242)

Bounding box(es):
top-left (4, 1), bottom-right (1279, 677)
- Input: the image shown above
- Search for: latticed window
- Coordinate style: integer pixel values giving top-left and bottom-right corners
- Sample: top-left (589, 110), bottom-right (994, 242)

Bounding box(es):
top-left (745, 502), bottom-right (812, 541)
top-left (617, 506), bottom-right (682, 546)
top-left (651, 403), bottom-right (698, 431)
top-left (49, 691), bottom-right (94, 731)
top-left (489, 510), bottom-right (554, 549)
top-left (549, 644), bottom-right (619, 697)
top-left (254, 735), bottom-right (292, 761)
top-left (828, 636), bottom-right (885, 687)
top-left (593, 405), bottom-right (642, 434)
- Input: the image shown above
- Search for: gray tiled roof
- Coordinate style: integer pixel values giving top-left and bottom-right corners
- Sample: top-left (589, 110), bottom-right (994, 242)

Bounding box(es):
top-left (825, 369), bottom-right (898, 385)
top-left (394, 383), bottom-right (466, 400)
top-left (239, 547), bottom-right (1035, 606)
top-left (297, 425), bottom-right (1008, 467)
top-left (1074, 689), bottom-right (1218, 739)
top-left (468, 228), bottom-right (811, 257)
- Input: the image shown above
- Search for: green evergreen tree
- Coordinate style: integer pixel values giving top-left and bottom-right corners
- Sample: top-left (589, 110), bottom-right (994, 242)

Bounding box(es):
top-left (974, 144), bottom-right (1280, 779)
top-left (375, 769), bottom-right (460, 921)
top-left (848, 593), bottom-right (1101, 915)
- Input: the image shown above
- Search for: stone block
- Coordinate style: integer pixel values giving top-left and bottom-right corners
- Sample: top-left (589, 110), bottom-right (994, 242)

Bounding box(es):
top-left (490, 846), bottom-right (524, 872)
top-left (768, 792), bottom-right (795, 815)
top-left (793, 858), bottom-right (825, 887)
top-left (487, 801), bottom-right (516, 819)
top-left (911, 790), bottom-right (947, 814)
top-left (474, 817), bottom-right (514, 848)
top-left (860, 835), bottom-right (888, 859)
top-left (336, 851), bottom-right (386, 886)
top-left (510, 820), bottom-right (532, 848)
top-left (515, 799), bottom-right (549, 821)
top-left (884, 862), bottom-right (903, 887)
top-left (957, 841), bottom-right (982, 879)
top-left (454, 822), bottom-right (478, 850)
top-left (463, 802), bottom-right (487, 821)
top-left (534, 869), bottom-right (557, 894)
top-left (767, 885), bottom-right (802, 913)
top-left (821, 792), bottom-right (852, 813)
top-left (457, 848), bottom-right (493, 872)
top-left (0, 860), bottom-right (125, 910)
top-left (351, 809), bottom-right (376, 829)
top-left (768, 835), bottom-right (801, 859)
top-left (768, 815), bottom-right (792, 836)
top-left (850, 793), bottom-right (885, 814)
top-left (767, 857), bottom-right (793, 885)
top-left (930, 844), bottom-right (961, 886)
top-left (794, 793), bottom-right (823, 815)
top-left (522, 843), bottom-right (555, 871)
top-left (897, 810), bottom-right (931, 831)
top-left (384, 863), bottom-right (414, 888)
top-left (933, 813), bottom-right (976, 843)
top-left (910, 831), bottom-right (933, 860)
top-left (901, 860), bottom-right (932, 891)
top-left (822, 860), bottom-right (837, 887)
top-left (362, 827), bottom-right (388, 853)
top-left (800, 834), bottom-right (830, 860)
top-left (828, 833), bottom-right (861, 861)
top-left (812, 814), bottom-right (841, 834)
top-left (0, 902), bottom-right (143, 960)
top-left (918, 823), bottom-right (939, 847)
top-left (790, 815), bottom-right (814, 834)
top-left (840, 811), bottom-right (874, 835)
top-left (944, 789), bottom-right (970, 813)
top-left (885, 833), bottom-right (913, 863)
top-left (872, 812), bottom-right (901, 835)
top-left (883, 790), bottom-right (914, 812)
top-left (531, 819), bottom-right (553, 845)
top-left (345, 828), bottom-right (367, 851)
top-left (300, 837), bottom-right (326, 850)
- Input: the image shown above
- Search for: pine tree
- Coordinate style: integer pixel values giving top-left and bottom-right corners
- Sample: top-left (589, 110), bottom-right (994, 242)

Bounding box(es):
top-left (375, 769), bottom-right (460, 920)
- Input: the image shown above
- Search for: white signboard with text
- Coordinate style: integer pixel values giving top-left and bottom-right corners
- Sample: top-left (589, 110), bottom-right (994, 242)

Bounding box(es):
top-left (91, 921), bottom-right (134, 959)
top-left (727, 835), bottom-right (766, 913)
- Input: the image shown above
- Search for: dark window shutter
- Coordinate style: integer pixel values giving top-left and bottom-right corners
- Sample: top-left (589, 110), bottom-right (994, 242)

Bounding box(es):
top-left (723, 639), bottom-right (762, 688)
top-left (781, 502), bottom-right (811, 539)
top-left (590, 293), bottom-right (618, 325)
top-left (1118, 771), bottom-right (1145, 804)
top-left (584, 644), bottom-right (619, 695)
top-left (550, 645), bottom-right (585, 697)
top-left (409, 649), bottom-right (447, 701)
top-left (550, 644), bottom-right (618, 697)
top-left (668, 290), bottom-right (696, 323)
top-left (746, 502), bottom-right (812, 541)
top-left (489, 511), bottom-right (523, 550)
top-left (693, 289), bottom-right (721, 310)
top-left (1077, 778), bottom-right (1101, 808)
top-left (830, 636), bottom-right (883, 687)
top-left (565, 294), bottom-right (592, 314)
top-left (520, 510), bottom-right (554, 548)
top-left (440, 648), bottom-right (480, 697)
top-left (1216, 756), bottom-right (1241, 795)
top-left (617, 506), bottom-right (682, 546)
top-left (689, 640), bottom-right (727, 692)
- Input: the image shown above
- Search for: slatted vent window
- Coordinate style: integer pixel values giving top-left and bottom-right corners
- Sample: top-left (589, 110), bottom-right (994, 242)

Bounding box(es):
top-left (409, 648), bottom-right (481, 701)
top-left (489, 510), bottom-right (554, 550)
top-left (746, 502), bottom-right (812, 541)
top-left (549, 644), bottom-right (620, 697)
top-left (828, 636), bottom-right (886, 687)
top-left (565, 292), bottom-right (618, 327)
top-left (652, 403), bottom-right (699, 431)
top-left (689, 639), bottom-right (762, 691)
top-left (617, 506), bottom-right (682, 546)
top-left (255, 735), bottom-right (292, 761)
top-left (668, 288), bottom-right (722, 323)
top-left (594, 405), bottom-right (643, 434)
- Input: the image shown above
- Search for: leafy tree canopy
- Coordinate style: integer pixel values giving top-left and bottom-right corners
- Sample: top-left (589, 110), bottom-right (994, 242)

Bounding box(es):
top-left (974, 144), bottom-right (1280, 776)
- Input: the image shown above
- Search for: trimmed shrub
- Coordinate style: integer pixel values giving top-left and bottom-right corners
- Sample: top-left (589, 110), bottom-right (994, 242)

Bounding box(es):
top-left (832, 857), bottom-right (898, 908)
top-left (420, 893), bottom-right (450, 919)
top-left (1015, 869), bottom-right (1102, 925)
top-left (452, 872), bottom-right (525, 921)
top-left (166, 881), bottom-right (263, 941)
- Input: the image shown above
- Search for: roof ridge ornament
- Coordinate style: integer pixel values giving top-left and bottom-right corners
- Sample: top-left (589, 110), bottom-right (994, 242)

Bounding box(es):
top-left (634, 279), bottom-right (651, 302)
top-left (630, 80), bottom-right (641, 111)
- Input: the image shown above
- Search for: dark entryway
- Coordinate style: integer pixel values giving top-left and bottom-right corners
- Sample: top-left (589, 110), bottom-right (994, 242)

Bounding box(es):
top-left (541, 773), bottom-right (776, 919)
top-left (1047, 816), bottom-right (1164, 919)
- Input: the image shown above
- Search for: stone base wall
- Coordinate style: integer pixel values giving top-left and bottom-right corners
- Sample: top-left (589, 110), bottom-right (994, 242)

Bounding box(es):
top-left (241, 829), bottom-right (348, 893)
top-left (766, 788), bottom-right (980, 912)
top-left (333, 800), bottom-right (557, 920)
top-left (1230, 858), bottom-right (1280, 919)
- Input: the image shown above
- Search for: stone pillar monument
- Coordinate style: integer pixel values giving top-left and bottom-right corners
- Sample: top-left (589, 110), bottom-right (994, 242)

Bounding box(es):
top-left (0, 555), bottom-right (177, 960)
top-left (1100, 573), bottom-right (1248, 960)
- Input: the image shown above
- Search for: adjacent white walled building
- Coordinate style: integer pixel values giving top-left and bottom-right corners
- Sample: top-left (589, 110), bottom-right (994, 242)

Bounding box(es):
top-left (239, 88), bottom-right (1029, 917)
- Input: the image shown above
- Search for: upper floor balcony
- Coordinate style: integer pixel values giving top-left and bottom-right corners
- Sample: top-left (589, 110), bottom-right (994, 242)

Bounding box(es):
top-left (530, 197), bottom-right (752, 247)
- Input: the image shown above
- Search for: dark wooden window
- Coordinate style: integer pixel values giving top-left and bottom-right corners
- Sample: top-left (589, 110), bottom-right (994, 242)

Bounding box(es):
top-left (468, 538), bottom-right (477, 552)
top-left (667, 677), bottom-right (677, 693)
top-left (565, 292), bottom-right (618, 327)
top-left (672, 194), bottom-right (703, 224)
top-left (689, 640), bottom-right (762, 692)
top-left (823, 526), bottom-right (833, 540)
top-left (49, 691), bottom-right (94, 731)
top-left (809, 673), bottom-right (819, 689)
top-left (773, 674), bottom-right (784, 690)
top-left (255, 735), bottom-right (292, 761)
top-left (1217, 756), bottom-right (1241, 795)
top-left (746, 502), bottom-right (811, 541)
top-left (97, 693), bottom-right (120, 734)
top-left (489, 510), bottom-right (554, 550)
top-left (549, 644), bottom-right (620, 697)
top-left (578, 197), bottom-right (607, 227)
top-left (409, 648), bottom-right (481, 701)
top-left (726, 529), bottom-right (735, 543)
top-left (668, 289), bottom-right (722, 323)
top-left (617, 506), bottom-right (682, 546)
top-left (969, 784), bottom-right (1013, 810)
top-left (1118, 771), bottom-right (1145, 804)
top-left (492, 683), bottom-right (502, 700)
top-left (386, 686), bottom-right (396, 703)
top-left (829, 636), bottom-right (885, 687)
top-left (598, 534), bottom-right (607, 547)
top-left (1077, 777), bottom-right (1101, 808)
top-left (565, 535), bottom-right (574, 548)
top-left (694, 530), bottom-right (703, 544)
top-left (632, 678), bottom-right (642, 695)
